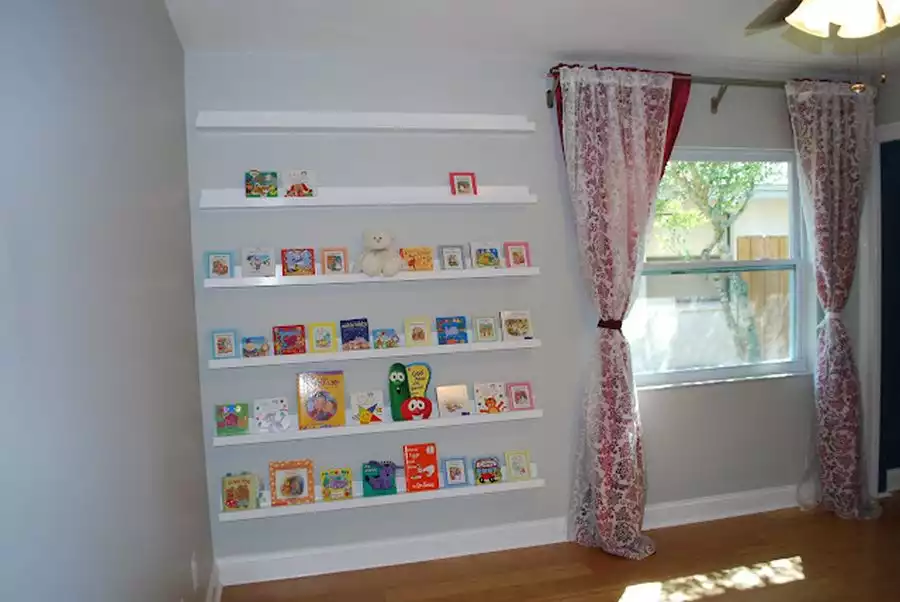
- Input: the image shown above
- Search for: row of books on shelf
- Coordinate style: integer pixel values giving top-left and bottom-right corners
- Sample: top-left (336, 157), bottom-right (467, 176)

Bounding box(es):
top-left (243, 169), bottom-right (481, 199)
top-left (216, 366), bottom-right (536, 436)
top-left (222, 443), bottom-right (535, 512)
top-left (211, 311), bottom-right (534, 360)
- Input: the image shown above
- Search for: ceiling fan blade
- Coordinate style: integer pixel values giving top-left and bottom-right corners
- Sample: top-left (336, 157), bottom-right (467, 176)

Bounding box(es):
top-left (745, 0), bottom-right (804, 33)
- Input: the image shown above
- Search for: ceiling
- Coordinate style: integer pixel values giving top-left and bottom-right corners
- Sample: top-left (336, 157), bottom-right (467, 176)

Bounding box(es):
top-left (167, 0), bottom-right (900, 74)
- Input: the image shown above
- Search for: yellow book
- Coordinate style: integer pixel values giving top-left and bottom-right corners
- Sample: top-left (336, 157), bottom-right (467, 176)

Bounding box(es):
top-left (308, 322), bottom-right (338, 353)
top-left (404, 317), bottom-right (432, 347)
top-left (399, 247), bottom-right (435, 271)
top-left (298, 371), bottom-right (346, 429)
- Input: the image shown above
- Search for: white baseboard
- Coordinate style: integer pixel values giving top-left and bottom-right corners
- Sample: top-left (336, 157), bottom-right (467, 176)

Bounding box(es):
top-left (216, 486), bottom-right (798, 586)
top-left (887, 468), bottom-right (900, 493)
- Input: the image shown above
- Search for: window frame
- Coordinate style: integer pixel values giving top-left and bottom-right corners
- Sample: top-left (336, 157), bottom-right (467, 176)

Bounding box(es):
top-left (632, 148), bottom-right (813, 389)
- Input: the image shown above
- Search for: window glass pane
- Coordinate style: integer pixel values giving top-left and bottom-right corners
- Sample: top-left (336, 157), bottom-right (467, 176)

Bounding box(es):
top-left (625, 270), bottom-right (794, 374)
top-left (647, 161), bottom-right (792, 261)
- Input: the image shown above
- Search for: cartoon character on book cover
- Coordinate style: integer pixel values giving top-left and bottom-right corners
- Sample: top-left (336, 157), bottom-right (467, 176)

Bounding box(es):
top-left (298, 371), bottom-right (346, 429)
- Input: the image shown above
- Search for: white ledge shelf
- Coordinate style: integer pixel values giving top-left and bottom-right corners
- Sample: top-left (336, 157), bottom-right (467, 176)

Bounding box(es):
top-left (204, 266), bottom-right (539, 289)
top-left (213, 409), bottom-right (543, 447)
top-left (199, 186), bottom-right (537, 209)
top-left (208, 339), bottom-right (541, 370)
top-left (195, 110), bottom-right (536, 133)
top-left (219, 478), bottom-right (545, 522)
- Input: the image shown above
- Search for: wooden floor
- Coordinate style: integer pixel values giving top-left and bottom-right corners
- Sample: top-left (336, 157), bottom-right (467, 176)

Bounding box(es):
top-left (224, 498), bottom-right (899, 601)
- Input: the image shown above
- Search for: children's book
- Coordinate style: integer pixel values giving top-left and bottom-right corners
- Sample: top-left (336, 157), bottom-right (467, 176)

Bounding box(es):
top-left (362, 461), bottom-right (398, 497)
top-left (215, 403), bottom-right (250, 436)
top-left (473, 316), bottom-right (500, 342)
top-left (321, 468), bottom-right (353, 501)
top-left (241, 336), bottom-right (270, 358)
top-left (470, 242), bottom-right (502, 269)
top-left (242, 247), bottom-right (276, 277)
top-left (500, 310), bottom-right (534, 341)
top-left (253, 397), bottom-right (291, 433)
top-left (273, 325), bottom-right (306, 355)
top-left (435, 316), bottom-right (468, 345)
top-left (349, 391), bottom-right (385, 425)
top-left (399, 247), bottom-right (435, 271)
top-left (403, 443), bottom-right (440, 492)
top-left (507, 382), bottom-right (535, 411)
top-left (222, 473), bottom-right (259, 512)
top-left (436, 385), bottom-right (473, 417)
top-left (281, 248), bottom-right (315, 276)
top-left (245, 170), bottom-right (278, 197)
top-left (284, 169), bottom-right (316, 197)
top-left (505, 450), bottom-right (532, 481)
top-left (269, 460), bottom-right (314, 506)
top-left (503, 242), bottom-right (531, 268)
top-left (474, 382), bottom-right (508, 414)
top-left (404, 317), bottom-right (431, 347)
top-left (372, 328), bottom-right (400, 350)
top-left (340, 318), bottom-right (371, 351)
top-left (206, 251), bottom-right (234, 279)
top-left (308, 322), bottom-right (338, 353)
top-left (211, 330), bottom-right (238, 359)
top-left (321, 247), bottom-right (348, 274)
top-left (473, 456), bottom-right (503, 485)
top-left (298, 371), bottom-right (346, 429)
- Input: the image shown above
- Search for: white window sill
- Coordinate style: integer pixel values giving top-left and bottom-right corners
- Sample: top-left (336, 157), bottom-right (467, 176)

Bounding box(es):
top-left (637, 370), bottom-right (812, 392)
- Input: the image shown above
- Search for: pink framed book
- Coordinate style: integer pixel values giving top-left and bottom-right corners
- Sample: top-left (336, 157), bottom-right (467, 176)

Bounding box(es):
top-left (506, 382), bottom-right (535, 411)
top-left (503, 242), bottom-right (531, 268)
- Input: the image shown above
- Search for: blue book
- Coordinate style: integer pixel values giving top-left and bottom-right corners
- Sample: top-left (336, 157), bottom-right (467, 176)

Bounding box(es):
top-left (340, 318), bottom-right (371, 351)
top-left (436, 316), bottom-right (468, 345)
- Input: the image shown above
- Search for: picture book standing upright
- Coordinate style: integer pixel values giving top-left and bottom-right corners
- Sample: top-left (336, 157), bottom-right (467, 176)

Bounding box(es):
top-left (298, 371), bottom-right (346, 429)
top-left (403, 443), bottom-right (440, 492)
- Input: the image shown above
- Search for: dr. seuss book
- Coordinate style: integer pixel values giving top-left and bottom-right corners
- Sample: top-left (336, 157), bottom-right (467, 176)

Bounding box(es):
top-left (205, 251), bottom-right (233, 278)
top-left (473, 316), bottom-right (499, 342)
top-left (403, 443), bottom-right (440, 492)
top-left (362, 461), bottom-right (398, 497)
top-left (399, 247), bottom-right (435, 271)
top-left (253, 397), bottom-right (291, 433)
top-left (241, 336), bottom-right (270, 358)
top-left (281, 248), bottom-right (316, 276)
top-left (500, 310), bottom-right (534, 341)
top-left (245, 170), bottom-right (278, 197)
top-left (284, 169), bottom-right (316, 198)
top-left (308, 322), bottom-right (338, 353)
top-left (474, 382), bottom-right (508, 414)
top-left (436, 384), bottom-right (473, 417)
top-left (222, 473), bottom-right (259, 512)
top-left (215, 403), bottom-right (250, 436)
top-left (298, 371), bottom-right (346, 429)
top-left (404, 317), bottom-right (431, 347)
top-left (372, 328), bottom-right (400, 349)
top-left (273, 325), bottom-right (306, 355)
top-left (470, 242), bottom-right (502, 269)
top-left (507, 382), bottom-right (535, 411)
top-left (321, 468), bottom-right (353, 502)
top-left (340, 318), bottom-right (371, 351)
top-left (269, 459), bottom-right (314, 506)
top-left (349, 390), bottom-right (385, 425)
top-left (435, 316), bottom-right (468, 345)
top-left (242, 247), bottom-right (276, 277)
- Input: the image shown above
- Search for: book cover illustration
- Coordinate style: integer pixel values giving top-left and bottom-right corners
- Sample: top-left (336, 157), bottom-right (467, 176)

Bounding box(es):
top-left (350, 391), bottom-right (385, 425)
top-left (470, 242), bottom-right (502, 269)
top-left (372, 328), bottom-right (400, 350)
top-left (399, 247), bottom-right (435, 271)
top-left (205, 251), bottom-right (233, 279)
top-left (241, 336), bottom-right (270, 358)
top-left (211, 330), bottom-right (238, 359)
top-left (222, 474), bottom-right (259, 512)
top-left (269, 460), bottom-right (314, 506)
top-left (340, 318), bottom-right (371, 351)
top-left (245, 170), bottom-right (278, 198)
top-left (435, 316), bottom-right (468, 345)
top-left (298, 371), bottom-right (346, 429)
top-left (404, 317), bottom-right (431, 347)
top-left (507, 382), bottom-right (535, 411)
top-left (403, 443), bottom-right (440, 493)
top-left (474, 382), bottom-right (508, 414)
top-left (436, 384), bottom-right (473, 417)
top-left (438, 245), bottom-right (466, 270)
top-left (503, 241), bottom-right (531, 268)
top-left (321, 468), bottom-right (353, 502)
top-left (473, 316), bottom-right (499, 342)
top-left (500, 310), bottom-right (534, 341)
top-left (253, 397), bottom-right (291, 433)
top-left (473, 456), bottom-right (502, 485)
top-left (505, 450), bottom-right (532, 481)
top-left (284, 169), bottom-right (316, 197)
top-left (321, 247), bottom-right (348, 274)
top-left (309, 322), bottom-right (338, 353)
top-left (215, 403), bottom-right (250, 436)
top-left (281, 248), bottom-right (315, 276)
top-left (442, 457), bottom-right (469, 488)
top-left (242, 247), bottom-right (275, 277)
top-left (273, 325), bottom-right (306, 355)
top-left (362, 461), bottom-right (398, 497)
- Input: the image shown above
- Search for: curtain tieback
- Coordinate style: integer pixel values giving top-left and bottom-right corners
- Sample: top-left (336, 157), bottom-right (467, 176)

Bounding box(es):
top-left (824, 310), bottom-right (843, 319)
top-left (597, 318), bottom-right (623, 330)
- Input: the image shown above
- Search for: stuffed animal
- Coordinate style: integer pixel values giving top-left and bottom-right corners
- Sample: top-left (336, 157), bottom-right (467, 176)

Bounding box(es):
top-left (360, 230), bottom-right (403, 277)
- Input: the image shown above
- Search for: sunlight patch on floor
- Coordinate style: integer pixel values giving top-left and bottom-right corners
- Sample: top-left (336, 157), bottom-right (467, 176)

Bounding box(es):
top-left (618, 556), bottom-right (804, 602)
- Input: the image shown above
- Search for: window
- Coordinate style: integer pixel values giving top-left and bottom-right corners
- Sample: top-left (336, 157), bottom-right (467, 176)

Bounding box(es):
top-left (624, 150), bottom-right (810, 387)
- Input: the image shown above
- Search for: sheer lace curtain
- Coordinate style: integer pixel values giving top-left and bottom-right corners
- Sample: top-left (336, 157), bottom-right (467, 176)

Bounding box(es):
top-left (785, 80), bottom-right (879, 519)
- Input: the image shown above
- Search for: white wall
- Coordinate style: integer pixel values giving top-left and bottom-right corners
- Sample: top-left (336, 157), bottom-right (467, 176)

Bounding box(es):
top-left (877, 74), bottom-right (900, 125)
top-left (1, 2), bottom-right (211, 601)
top-left (185, 52), bottom-right (812, 559)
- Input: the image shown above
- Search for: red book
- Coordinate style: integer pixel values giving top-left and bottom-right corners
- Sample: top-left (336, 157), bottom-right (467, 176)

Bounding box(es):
top-left (403, 443), bottom-right (440, 492)
top-left (273, 325), bottom-right (306, 355)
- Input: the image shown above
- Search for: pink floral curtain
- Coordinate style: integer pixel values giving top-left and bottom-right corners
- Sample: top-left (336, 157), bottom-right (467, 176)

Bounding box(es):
top-left (785, 80), bottom-right (879, 519)
top-left (558, 67), bottom-right (677, 559)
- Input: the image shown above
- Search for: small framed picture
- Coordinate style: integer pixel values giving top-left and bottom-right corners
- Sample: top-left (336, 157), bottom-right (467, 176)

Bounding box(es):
top-left (505, 450), bottom-right (532, 481)
top-left (321, 247), bottom-right (348, 274)
top-left (269, 459), bottom-right (315, 506)
top-left (473, 316), bottom-right (500, 343)
top-left (212, 330), bottom-right (238, 359)
top-left (241, 247), bottom-right (276, 277)
top-left (241, 336), bottom-right (270, 358)
top-left (205, 251), bottom-right (234, 279)
top-left (506, 382), bottom-right (535, 411)
top-left (449, 172), bottom-right (477, 196)
top-left (503, 241), bottom-right (531, 268)
top-left (285, 169), bottom-right (316, 198)
top-left (438, 245), bottom-right (467, 270)
top-left (442, 457), bottom-right (469, 488)
top-left (282, 248), bottom-right (316, 276)
top-left (470, 242), bottom-right (502, 269)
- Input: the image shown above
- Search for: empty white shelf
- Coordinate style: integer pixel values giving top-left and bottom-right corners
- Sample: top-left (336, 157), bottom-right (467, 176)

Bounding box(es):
top-left (195, 110), bottom-right (536, 133)
top-left (199, 186), bottom-right (537, 209)
top-left (213, 409), bottom-right (543, 447)
top-left (204, 266), bottom-right (539, 289)
top-left (208, 339), bottom-right (541, 370)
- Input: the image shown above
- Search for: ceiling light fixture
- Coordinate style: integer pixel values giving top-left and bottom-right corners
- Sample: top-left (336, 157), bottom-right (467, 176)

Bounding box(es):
top-left (786, 0), bottom-right (899, 39)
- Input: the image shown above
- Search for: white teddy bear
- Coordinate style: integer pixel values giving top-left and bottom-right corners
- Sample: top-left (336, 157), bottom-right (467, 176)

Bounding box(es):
top-left (360, 229), bottom-right (403, 277)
